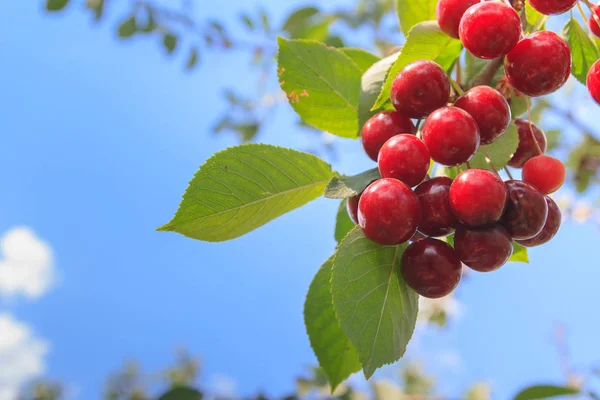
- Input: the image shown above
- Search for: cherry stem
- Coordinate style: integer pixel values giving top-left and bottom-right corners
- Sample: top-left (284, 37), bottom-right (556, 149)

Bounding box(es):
top-left (466, 160), bottom-right (472, 169)
top-left (504, 166), bottom-right (515, 180)
top-left (415, 119), bottom-right (422, 131)
top-left (471, 57), bottom-right (504, 88)
top-left (577, 1), bottom-right (589, 23)
top-left (448, 77), bottom-right (465, 96)
top-left (580, 0), bottom-right (600, 26)
top-left (456, 57), bottom-right (462, 87)
top-left (525, 96), bottom-right (544, 156)
top-left (481, 147), bottom-right (500, 176)
top-left (533, 15), bottom-right (549, 32)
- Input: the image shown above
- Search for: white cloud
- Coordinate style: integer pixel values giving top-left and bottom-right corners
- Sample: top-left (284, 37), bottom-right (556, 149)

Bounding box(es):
top-left (208, 373), bottom-right (238, 398)
top-left (0, 227), bottom-right (55, 300)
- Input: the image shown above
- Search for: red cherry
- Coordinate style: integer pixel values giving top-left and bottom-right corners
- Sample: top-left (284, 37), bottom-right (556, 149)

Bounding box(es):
top-left (378, 135), bottom-right (430, 187)
top-left (449, 169), bottom-right (508, 227)
top-left (528, 0), bottom-right (577, 15)
top-left (522, 155), bottom-right (566, 195)
top-left (458, 2), bottom-right (522, 59)
top-left (587, 59), bottom-right (600, 105)
top-left (422, 107), bottom-right (480, 166)
top-left (358, 179), bottom-right (421, 245)
top-left (517, 197), bottom-right (562, 247)
top-left (454, 225), bottom-right (513, 272)
top-left (436, 0), bottom-right (479, 38)
top-left (346, 195), bottom-right (360, 224)
top-left (361, 111), bottom-right (416, 161)
top-left (454, 86), bottom-right (511, 144)
top-left (390, 60), bottom-right (450, 119)
top-left (505, 31), bottom-right (572, 97)
top-left (502, 180), bottom-right (549, 240)
top-left (401, 238), bottom-right (462, 298)
top-left (589, 4), bottom-right (600, 38)
top-left (414, 177), bottom-right (458, 237)
top-left (508, 119), bottom-right (547, 168)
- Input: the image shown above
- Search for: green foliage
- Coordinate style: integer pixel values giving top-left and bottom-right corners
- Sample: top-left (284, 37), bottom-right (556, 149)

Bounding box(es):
top-left (163, 33), bottom-right (179, 54)
top-left (282, 7), bottom-right (330, 42)
top-left (325, 168), bottom-right (381, 199)
top-left (46, 0), bottom-right (69, 11)
top-left (395, 0), bottom-right (438, 36)
top-left (524, 3), bottom-right (545, 32)
top-left (467, 121), bottom-right (519, 171)
top-left (359, 54), bottom-right (398, 134)
top-left (186, 48), bottom-right (200, 70)
top-left (563, 16), bottom-right (600, 85)
top-left (341, 48), bottom-right (381, 74)
top-left (158, 386), bottom-right (203, 400)
top-left (510, 243), bottom-right (529, 263)
top-left (513, 385), bottom-right (579, 400)
top-left (511, 95), bottom-right (528, 118)
top-left (331, 227), bottom-right (418, 378)
top-left (277, 38), bottom-right (362, 138)
top-left (118, 17), bottom-right (137, 38)
top-left (335, 200), bottom-right (356, 243)
top-left (158, 144), bottom-right (334, 242)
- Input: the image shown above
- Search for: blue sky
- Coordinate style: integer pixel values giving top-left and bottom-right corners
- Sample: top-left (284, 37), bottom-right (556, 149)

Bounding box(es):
top-left (0, 1), bottom-right (599, 399)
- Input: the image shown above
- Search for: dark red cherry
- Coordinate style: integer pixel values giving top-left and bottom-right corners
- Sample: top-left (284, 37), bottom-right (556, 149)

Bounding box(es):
top-left (501, 180), bottom-right (549, 240)
top-left (459, 2), bottom-right (522, 59)
top-left (517, 197), bottom-right (562, 247)
top-left (587, 59), bottom-right (600, 105)
top-left (454, 86), bottom-right (511, 144)
top-left (454, 225), bottom-right (513, 272)
top-left (449, 169), bottom-right (508, 227)
top-left (522, 155), bottom-right (566, 195)
top-left (346, 195), bottom-right (360, 224)
top-left (528, 0), bottom-right (577, 15)
top-left (436, 0), bottom-right (479, 38)
top-left (508, 119), bottom-right (547, 168)
top-left (414, 177), bottom-right (457, 237)
top-left (358, 179), bottom-right (421, 245)
top-left (390, 60), bottom-right (450, 118)
top-left (361, 111), bottom-right (416, 161)
top-left (401, 238), bottom-right (462, 299)
top-left (505, 31), bottom-right (572, 97)
top-left (378, 135), bottom-right (430, 187)
top-left (422, 107), bottom-right (480, 166)
top-left (589, 4), bottom-right (600, 38)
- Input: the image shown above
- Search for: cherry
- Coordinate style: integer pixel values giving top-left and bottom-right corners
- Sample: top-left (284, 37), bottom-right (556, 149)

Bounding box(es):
top-left (414, 177), bottom-right (457, 237)
top-left (505, 31), bottom-right (572, 97)
top-left (346, 195), bottom-right (360, 224)
top-left (508, 119), bottom-right (548, 168)
top-left (401, 238), bottom-right (462, 299)
top-left (454, 86), bottom-right (511, 145)
top-left (449, 169), bottom-right (508, 227)
top-left (587, 59), bottom-right (600, 105)
top-left (501, 180), bottom-right (549, 240)
top-left (422, 107), bottom-right (480, 166)
top-left (528, 0), bottom-right (577, 15)
top-left (459, 2), bottom-right (522, 59)
top-left (522, 155), bottom-right (566, 195)
top-left (517, 197), bottom-right (562, 247)
top-left (589, 4), bottom-right (600, 38)
top-left (390, 60), bottom-right (450, 118)
top-left (454, 225), bottom-right (513, 272)
top-left (436, 0), bottom-right (479, 39)
top-left (378, 135), bottom-right (430, 187)
top-left (361, 111), bottom-right (416, 161)
top-left (358, 178), bottom-right (421, 245)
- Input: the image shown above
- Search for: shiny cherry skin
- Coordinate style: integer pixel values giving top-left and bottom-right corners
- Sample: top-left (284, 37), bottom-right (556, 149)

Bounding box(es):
top-left (422, 107), bottom-right (480, 166)
top-left (517, 197), bottom-right (562, 247)
top-left (361, 111), bottom-right (416, 161)
top-left (501, 180), bottom-right (549, 240)
top-left (528, 0), bottom-right (577, 15)
top-left (589, 4), bottom-right (600, 38)
top-left (346, 195), bottom-right (360, 224)
top-left (358, 179), bottom-right (421, 245)
top-left (414, 177), bottom-right (458, 237)
top-left (378, 135), bottom-right (430, 187)
top-left (459, 2), bottom-right (522, 59)
top-left (401, 238), bottom-right (462, 299)
top-left (508, 119), bottom-right (548, 168)
top-left (449, 169), bottom-right (508, 227)
top-left (390, 60), bottom-right (450, 119)
top-left (505, 31), bottom-right (572, 97)
top-left (436, 0), bottom-right (479, 38)
top-left (454, 86), bottom-right (511, 144)
top-left (587, 60), bottom-right (600, 105)
top-left (454, 225), bottom-right (513, 272)
top-left (522, 155), bottom-right (566, 195)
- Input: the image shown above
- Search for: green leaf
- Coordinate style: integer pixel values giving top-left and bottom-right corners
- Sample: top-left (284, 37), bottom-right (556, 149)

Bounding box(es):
top-left (510, 243), bottom-right (529, 263)
top-left (324, 168), bottom-right (381, 199)
top-left (525, 3), bottom-right (545, 31)
top-left (331, 227), bottom-right (419, 378)
top-left (564, 16), bottom-right (600, 85)
top-left (282, 7), bottom-right (331, 41)
top-left (240, 13), bottom-right (255, 30)
top-left (163, 33), bottom-right (178, 54)
top-left (467, 121), bottom-right (518, 171)
top-left (186, 48), bottom-right (199, 70)
top-left (341, 48), bottom-right (381, 74)
top-left (283, 7), bottom-right (320, 35)
top-left (158, 387), bottom-right (203, 400)
top-left (372, 22), bottom-right (462, 111)
top-left (277, 38), bottom-right (362, 138)
top-left (514, 385), bottom-right (579, 400)
top-left (158, 144), bottom-right (334, 242)
top-left (395, 0), bottom-right (438, 36)
top-left (46, 0), bottom-right (69, 11)
top-left (305, 258), bottom-right (362, 390)
top-left (118, 17), bottom-right (137, 38)
top-left (335, 200), bottom-right (356, 243)
top-left (510, 95), bottom-right (528, 118)
top-left (358, 53), bottom-right (398, 135)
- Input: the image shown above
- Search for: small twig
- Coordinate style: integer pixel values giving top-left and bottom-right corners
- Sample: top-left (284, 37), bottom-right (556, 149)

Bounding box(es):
top-left (449, 77), bottom-right (465, 96)
top-left (471, 57), bottom-right (504, 88)
top-left (504, 166), bottom-right (514, 180)
top-left (526, 97), bottom-right (545, 155)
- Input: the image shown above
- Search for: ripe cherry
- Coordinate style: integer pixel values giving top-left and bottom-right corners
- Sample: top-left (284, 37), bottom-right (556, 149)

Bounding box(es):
top-left (517, 197), bottom-right (562, 247)
top-left (459, 2), bottom-right (522, 59)
top-left (508, 119), bottom-right (548, 168)
top-left (414, 177), bottom-right (457, 237)
top-left (401, 238), bottom-right (462, 299)
top-left (589, 4), bottom-right (600, 38)
top-left (502, 180), bottom-right (549, 240)
top-left (528, 0), bottom-right (577, 15)
top-left (454, 225), bottom-right (513, 272)
top-left (505, 31), bottom-right (572, 97)
top-left (346, 195), bottom-right (360, 224)
top-left (358, 179), bottom-right (421, 245)
top-left (378, 135), bottom-right (430, 187)
top-left (422, 107), bottom-right (480, 166)
top-left (454, 86), bottom-right (511, 144)
top-left (361, 111), bottom-right (416, 161)
top-left (390, 60), bottom-right (450, 118)
top-left (449, 169), bottom-right (508, 227)
top-left (436, 0), bottom-right (479, 38)
top-left (522, 155), bottom-right (566, 195)
top-left (587, 60), bottom-right (600, 105)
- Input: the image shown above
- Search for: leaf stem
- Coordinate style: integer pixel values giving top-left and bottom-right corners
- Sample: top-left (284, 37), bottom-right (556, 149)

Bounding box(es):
top-left (449, 77), bottom-right (465, 96)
